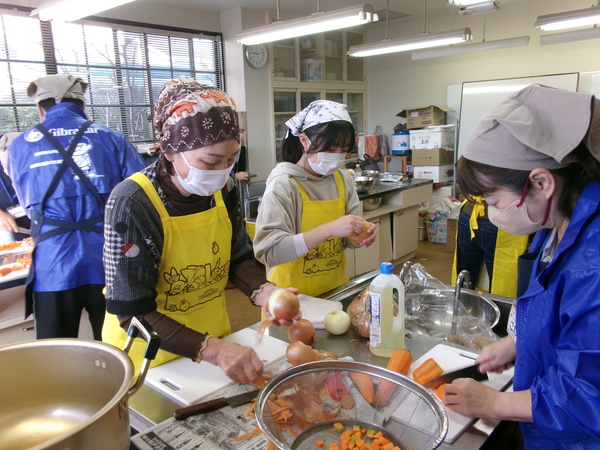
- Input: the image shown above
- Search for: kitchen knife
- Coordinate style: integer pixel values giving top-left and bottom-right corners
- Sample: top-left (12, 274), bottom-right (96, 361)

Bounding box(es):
top-left (424, 364), bottom-right (488, 390)
top-left (173, 389), bottom-right (259, 420)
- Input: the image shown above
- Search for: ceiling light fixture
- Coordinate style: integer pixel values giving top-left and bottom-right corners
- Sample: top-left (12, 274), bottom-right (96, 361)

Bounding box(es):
top-left (458, 1), bottom-right (499, 16)
top-left (235, 2), bottom-right (378, 45)
top-left (348, 28), bottom-right (472, 57)
top-left (448, 0), bottom-right (494, 6)
top-left (411, 35), bottom-right (528, 59)
top-left (535, 4), bottom-right (600, 31)
top-left (348, 0), bottom-right (471, 57)
top-left (540, 27), bottom-right (600, 46)
top-left (31, 0), bottom-right (136, 22)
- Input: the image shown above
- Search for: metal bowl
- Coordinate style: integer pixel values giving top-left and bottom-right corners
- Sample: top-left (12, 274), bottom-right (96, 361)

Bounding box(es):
top-left (362, 170), bottom-right (380, 179)
top-left (405, 289), bottom-right (500, 340)
top-left (363, 197), bottom-right (382, 211)
top-left (354, 176), bottom-right (375, 193)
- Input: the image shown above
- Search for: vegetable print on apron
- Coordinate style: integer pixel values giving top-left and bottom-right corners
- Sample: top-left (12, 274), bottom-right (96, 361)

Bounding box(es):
top-left (269, 171), bottom-right (348, 297)
top-left (103, 172), bottom-right (232, 369)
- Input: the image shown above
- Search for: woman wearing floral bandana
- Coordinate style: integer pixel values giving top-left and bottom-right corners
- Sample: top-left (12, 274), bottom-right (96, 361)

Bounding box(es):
top-left (254, 100), bottom-right (377, 298)
top-left (102, 77), bottom-right (296, 384)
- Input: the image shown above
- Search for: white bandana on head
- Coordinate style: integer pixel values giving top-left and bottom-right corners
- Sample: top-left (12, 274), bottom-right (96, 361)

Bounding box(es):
top-left (285, 100), bottom-right (353, 136)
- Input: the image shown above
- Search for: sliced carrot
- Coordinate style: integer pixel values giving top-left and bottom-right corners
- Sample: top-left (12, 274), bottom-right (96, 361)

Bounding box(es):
top-left (316, 440), bottom-right (325, 448)
top-left (412, 358), bottom-right (443, 386)
top-left (232, 426), bottom-right (262, 441)
top-left (436, 383), bottom-right (447, 401)
top-left (349, 372), bottom-right (375, 404)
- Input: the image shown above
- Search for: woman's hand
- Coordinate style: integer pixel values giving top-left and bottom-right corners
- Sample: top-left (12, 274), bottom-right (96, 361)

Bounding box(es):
top-left (0, 209), bottom-right (18, 233)
top-left (201, 338), bottom-right (264, 384)
top-left (356, 222), bottom-right (377, 247)
top-left (333, 215), bottom-right (367, 239)
top-left (443, 378), bottom-right (500, 419)
top-left (254, 283), bottom-right (300, 327)
top-left (476, 336), bottom-right (516, 373)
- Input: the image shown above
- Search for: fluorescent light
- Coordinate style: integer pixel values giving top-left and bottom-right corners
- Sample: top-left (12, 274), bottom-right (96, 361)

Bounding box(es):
top-left (535, 5), bottom-right (600, 31)
top-left (236, 4), bottom-right (378, 45)
top-left (540, 27), bottom-right (600, 46)
top-left (411, 35), bottom-right (529, 60)
top-left (458, 1), bottom-right (499, 16)
top-left (347, 28), bottom-right (472, 57)
top-left (31, 0), bottom-right (136, 22)
top-left (449, 0), bottom-right (492, 5)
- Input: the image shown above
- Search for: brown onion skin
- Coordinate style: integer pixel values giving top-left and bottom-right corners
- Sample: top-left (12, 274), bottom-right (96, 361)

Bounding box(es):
top-left (268, 289), bottom-right (301, 321)
top-left (288, 319), bottom-right (316, 345)
top-left (286, 341), bottom-right (318, 366)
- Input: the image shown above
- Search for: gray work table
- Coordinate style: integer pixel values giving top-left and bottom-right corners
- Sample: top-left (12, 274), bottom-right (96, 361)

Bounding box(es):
top-left (128, 270), bottom-right (512, 448)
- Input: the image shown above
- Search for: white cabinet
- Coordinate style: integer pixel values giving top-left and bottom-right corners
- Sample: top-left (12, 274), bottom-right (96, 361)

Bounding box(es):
top-left (392, 205), bottom-right (419, 260)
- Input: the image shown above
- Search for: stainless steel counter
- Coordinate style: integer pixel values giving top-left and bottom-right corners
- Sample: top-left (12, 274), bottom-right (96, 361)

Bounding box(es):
top-left (357, 178), bottom-right (432, 201)
top-left (129, 269), bottom-right (513, 448)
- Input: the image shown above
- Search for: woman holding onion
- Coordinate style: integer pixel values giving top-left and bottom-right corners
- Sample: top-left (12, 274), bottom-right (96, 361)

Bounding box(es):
top-left (254, 100), bottom-right (377, 298)
top-left (102, 77), bottom-right (296, 384)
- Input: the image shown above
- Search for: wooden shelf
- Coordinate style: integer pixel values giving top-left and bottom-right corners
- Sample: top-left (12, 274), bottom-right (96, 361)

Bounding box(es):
top-left (383, 155), bottom-right (408, 173)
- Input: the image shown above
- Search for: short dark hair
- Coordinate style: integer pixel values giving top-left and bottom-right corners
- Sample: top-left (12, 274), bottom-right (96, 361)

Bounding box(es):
top-left (281, 120), bottom-right (356, 164)
top-left (38, 97), bottom-right (85, 112)
top-left (457, 142), bottom-right (600, 219)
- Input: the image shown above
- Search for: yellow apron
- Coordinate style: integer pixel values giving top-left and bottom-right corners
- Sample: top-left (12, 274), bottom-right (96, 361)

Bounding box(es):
top-left (268, 171), bottom-right (348, 297)
top-left (452, 197), bottom-right (528, 298)
top-left (103, 172), bottom-right (232, 369)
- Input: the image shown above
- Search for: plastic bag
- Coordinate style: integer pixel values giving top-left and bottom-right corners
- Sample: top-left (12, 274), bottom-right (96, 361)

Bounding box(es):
top-left (401, 263), bottom-right (500, 350)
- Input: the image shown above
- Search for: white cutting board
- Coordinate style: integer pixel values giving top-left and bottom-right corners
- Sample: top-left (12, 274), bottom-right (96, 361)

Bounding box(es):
top-left (145, 328), bottom-right (288, 406)
top-left (407, 343), bottom-right (514, 444)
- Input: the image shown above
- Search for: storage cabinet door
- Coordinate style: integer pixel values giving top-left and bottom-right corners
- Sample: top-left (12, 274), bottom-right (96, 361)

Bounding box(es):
top-left (0, 320), bottom-right (34, 347)
top-left (378, 213), bottom-right (392, 263)
top-left (354, 216), bottom-right (381, 276)
top-left (392, 205), bottom-right (419, 260)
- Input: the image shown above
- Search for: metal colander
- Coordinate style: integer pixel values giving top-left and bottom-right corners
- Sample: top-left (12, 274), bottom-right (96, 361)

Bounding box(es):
top-left (255, 360), bottom-right (448, 450)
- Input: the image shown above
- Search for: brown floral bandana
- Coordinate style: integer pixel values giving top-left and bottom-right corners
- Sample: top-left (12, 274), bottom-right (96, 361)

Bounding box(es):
top-left (153, 76), bottom-right (239, 154)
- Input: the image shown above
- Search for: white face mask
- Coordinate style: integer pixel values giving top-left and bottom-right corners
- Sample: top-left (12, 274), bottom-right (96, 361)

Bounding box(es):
top-left (174, 152), bottom-right (234, 197)
top-left (308, 151), bottom-right (347, 176)
top-left (487, 197), bottom-right (549, 235)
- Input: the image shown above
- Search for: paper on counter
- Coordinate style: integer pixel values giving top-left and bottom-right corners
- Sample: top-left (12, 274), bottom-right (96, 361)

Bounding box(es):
top-left (298, 294), bottom-right (342, 329)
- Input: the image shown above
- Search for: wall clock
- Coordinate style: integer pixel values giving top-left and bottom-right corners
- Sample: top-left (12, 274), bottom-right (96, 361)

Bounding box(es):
top-left (244, 44), bottom-right (269, 69)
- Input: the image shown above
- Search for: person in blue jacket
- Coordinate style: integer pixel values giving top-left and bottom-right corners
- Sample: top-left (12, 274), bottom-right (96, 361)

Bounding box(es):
top-left (444, 84), bottom-right (600, 449)
top-left (8, 74), bottom-right (146, 339)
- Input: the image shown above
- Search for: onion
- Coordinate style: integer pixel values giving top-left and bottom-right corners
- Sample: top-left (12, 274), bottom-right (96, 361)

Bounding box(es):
top-left (267, 288), bottom-right (301, 321)
top-left (288, 319), bottom-right (316, 345)
top-left (286, 341), bottom-right (318, 366)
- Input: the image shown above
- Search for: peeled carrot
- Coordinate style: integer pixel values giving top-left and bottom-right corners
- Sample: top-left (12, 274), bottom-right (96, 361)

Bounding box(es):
top-left (436, 383), bottom-right (447, 401)
top-left (377, 349), bottom-right (412, 406)
top-left (412, 358), bottom-right (443, 386)
top-left (349, 372), bottom-right (375, 404)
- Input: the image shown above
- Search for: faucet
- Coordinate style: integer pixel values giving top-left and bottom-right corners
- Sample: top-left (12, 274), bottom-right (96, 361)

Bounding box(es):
top-left (450, 270), bottom-right (471, 335)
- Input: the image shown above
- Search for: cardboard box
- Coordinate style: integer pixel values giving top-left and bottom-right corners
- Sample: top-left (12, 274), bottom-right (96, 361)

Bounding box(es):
top-left (413, 165), bottom-right (454, 184)
top-left (396, 105), bottom-right (453, 129)
top-left (409, 125), bottom-right (455, 149)
top-left (412, 148), bottom-right (455, 166)
top-left (300, 59), bottom-right (324, 82)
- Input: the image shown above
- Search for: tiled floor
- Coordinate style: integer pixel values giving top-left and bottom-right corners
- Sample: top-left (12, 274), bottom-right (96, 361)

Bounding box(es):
top-left (226, 240), bottom-right (455, 333)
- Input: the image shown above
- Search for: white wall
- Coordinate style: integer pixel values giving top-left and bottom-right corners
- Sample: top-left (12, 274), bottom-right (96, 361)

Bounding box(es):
top-left (365, 0), bottom-right (600, 136)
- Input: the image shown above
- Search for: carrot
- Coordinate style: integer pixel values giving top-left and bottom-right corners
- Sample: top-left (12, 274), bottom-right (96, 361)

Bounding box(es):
top-left (232, 426), bottom-right (262, 441)
top-left (412, 358), bottom-right (443, 386)
top-left (436, 383), bottom-right (447, 401)
top-left (349, 372), bottom-right (375, 404)
top-left (316, 440), bottom-right (325, 448)
top-left (377, 349), bottom-right (412, 406)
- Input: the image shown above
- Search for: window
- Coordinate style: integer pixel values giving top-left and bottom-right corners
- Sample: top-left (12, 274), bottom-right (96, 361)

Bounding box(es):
top-left (0, 11), bottom-right (224, 145)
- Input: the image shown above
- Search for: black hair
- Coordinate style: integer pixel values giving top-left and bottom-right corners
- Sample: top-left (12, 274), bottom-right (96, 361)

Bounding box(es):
top-left (456, 142), bottom-right (600, 219)
top-left (38, 97), bottom-right (85, 112)
top-left (280, 120), bottom-right (356, 164)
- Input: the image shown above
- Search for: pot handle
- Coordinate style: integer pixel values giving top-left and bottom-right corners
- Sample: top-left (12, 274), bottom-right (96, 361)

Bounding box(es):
top-left (123, 316), bottom-right (161, 397)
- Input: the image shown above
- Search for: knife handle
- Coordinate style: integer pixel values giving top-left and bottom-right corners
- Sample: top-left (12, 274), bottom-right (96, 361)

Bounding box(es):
top-left (173, 397), bottom-right (228, 420)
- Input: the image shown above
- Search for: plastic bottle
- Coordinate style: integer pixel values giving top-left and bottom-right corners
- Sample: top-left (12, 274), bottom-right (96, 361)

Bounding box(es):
top-left (355, 163), bottom-right (363, 177)
top-left (369, 262), bottom-right (405, 357)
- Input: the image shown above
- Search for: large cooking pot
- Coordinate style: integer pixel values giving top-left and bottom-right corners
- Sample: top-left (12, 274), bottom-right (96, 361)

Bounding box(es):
top-left (0, 317), bottom-right (160, 450)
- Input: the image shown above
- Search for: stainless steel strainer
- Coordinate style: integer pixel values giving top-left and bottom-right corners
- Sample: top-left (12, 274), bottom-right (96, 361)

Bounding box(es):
top-left (255, 360), bottom-right (448, 450)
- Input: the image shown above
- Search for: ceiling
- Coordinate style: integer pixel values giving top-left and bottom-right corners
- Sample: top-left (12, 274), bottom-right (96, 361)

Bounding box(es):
top-left (146, 0), bottom-right (532, 24)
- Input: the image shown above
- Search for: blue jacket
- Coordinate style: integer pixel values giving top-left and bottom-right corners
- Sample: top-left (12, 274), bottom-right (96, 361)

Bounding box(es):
top-left (516, 181), bottom-right (600, 449)
top-left (8, 103), bottom-right (146, 291)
